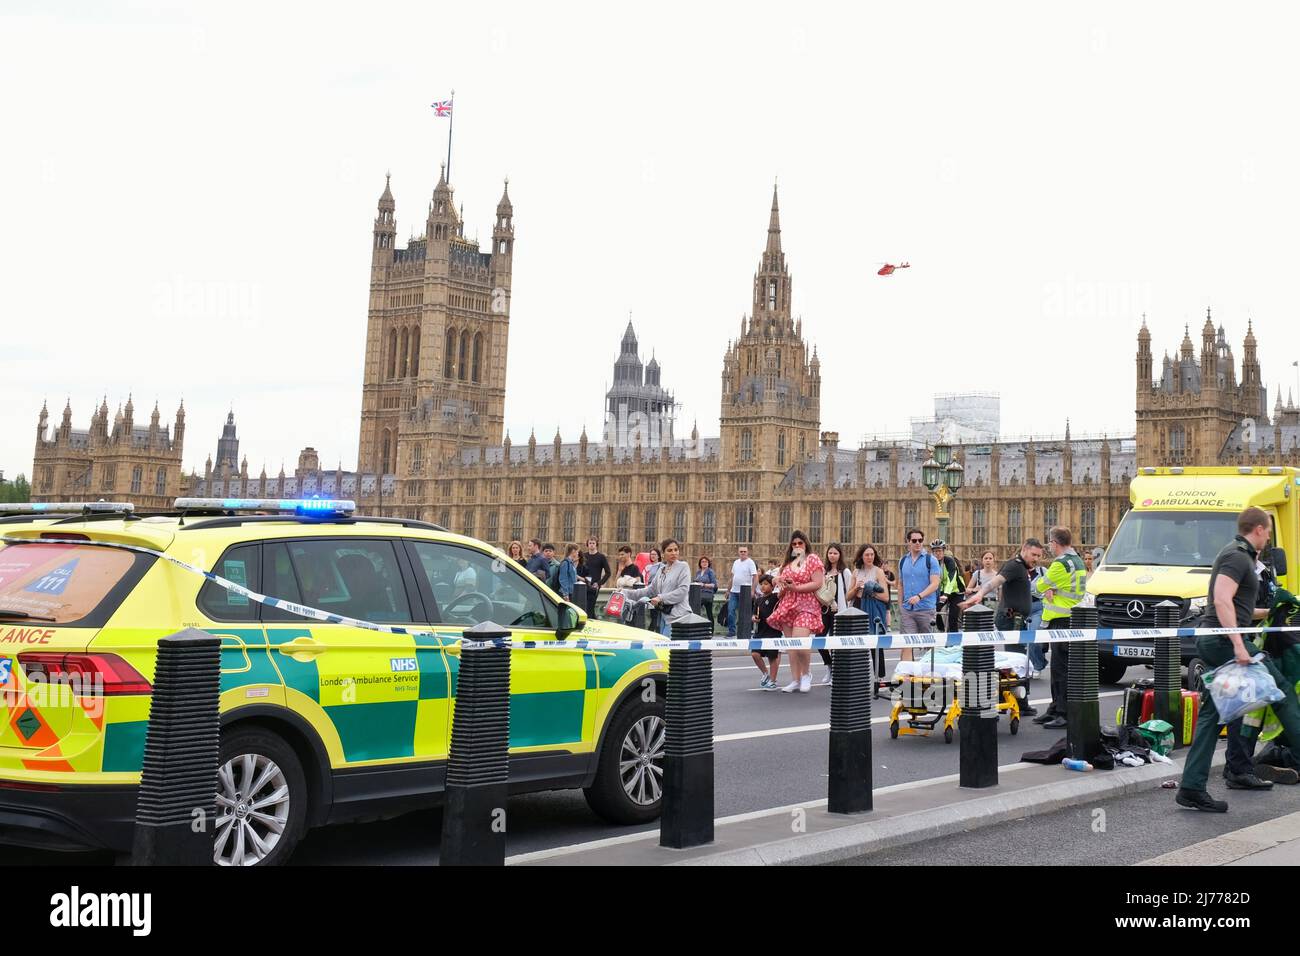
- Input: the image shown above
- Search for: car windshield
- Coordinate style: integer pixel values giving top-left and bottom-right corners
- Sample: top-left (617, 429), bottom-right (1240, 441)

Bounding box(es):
top-left (1104, 510), bottom-right (1242, 567)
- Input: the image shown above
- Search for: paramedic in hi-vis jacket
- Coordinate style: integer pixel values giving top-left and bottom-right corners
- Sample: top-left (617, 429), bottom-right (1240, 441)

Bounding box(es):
top-left (1034, 527), bottom-right (1087, 730)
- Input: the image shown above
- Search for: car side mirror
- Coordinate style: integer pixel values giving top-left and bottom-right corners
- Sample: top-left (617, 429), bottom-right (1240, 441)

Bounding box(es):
top-left (557, 604), bottom-right (581, 638)
top-left (1267, 547), bottom-right (1288, 578)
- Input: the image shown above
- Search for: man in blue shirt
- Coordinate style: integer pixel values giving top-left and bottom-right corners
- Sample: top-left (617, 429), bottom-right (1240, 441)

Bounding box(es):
top-left (524, 538), bottom-right (549, 580)
top-left (897, 529), bottom-right (941, 661)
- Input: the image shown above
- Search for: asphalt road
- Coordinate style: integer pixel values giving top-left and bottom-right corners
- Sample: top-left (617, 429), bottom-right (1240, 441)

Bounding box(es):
top-left (0, 653), bottom-right (1156, 866)
top-left (288, 652), bottom-right (1138, 865)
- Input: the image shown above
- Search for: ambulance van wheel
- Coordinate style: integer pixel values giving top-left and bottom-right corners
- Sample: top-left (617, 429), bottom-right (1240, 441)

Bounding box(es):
top-left (1098, 655), bottom-right (1128, 686)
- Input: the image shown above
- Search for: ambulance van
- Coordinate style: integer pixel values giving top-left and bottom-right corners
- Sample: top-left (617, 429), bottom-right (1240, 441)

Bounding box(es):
top-left (1085, 466), bottom-right (1296, 687)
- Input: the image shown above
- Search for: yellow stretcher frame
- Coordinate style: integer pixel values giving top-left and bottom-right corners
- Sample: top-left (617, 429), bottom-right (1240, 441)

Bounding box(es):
top-left (888, 672), bottom-right (1023, 744)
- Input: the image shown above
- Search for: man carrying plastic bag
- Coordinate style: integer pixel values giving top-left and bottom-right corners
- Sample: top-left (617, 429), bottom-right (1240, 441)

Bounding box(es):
top-left (1178, 507), bottom-right (1300, 812)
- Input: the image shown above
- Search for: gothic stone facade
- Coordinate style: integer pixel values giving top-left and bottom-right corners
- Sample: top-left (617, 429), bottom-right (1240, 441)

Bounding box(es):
top-left (1136, 312), bottom-right (1300, 467)
top-left (32, 398), bottom-right (186, 510)
top-left (356, 169), bottom-right (513, 482)
top-left (374, 185), bottom-right (1136, 584)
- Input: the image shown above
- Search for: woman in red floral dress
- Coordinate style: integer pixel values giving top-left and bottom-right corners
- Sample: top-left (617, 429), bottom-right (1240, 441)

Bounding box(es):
top-left (767, 530), bottom-right (826, 693)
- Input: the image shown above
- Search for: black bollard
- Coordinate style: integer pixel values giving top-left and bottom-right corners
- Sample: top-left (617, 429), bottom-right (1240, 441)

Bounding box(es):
top-left (828, 607), bottom-right (874, 814)
top-left (131, 628), bottom-right (221, 866)
top-left (441, 621), bottom-right (511, 866)
top-left (661, 613), bottom-right (715, 849)
top-left (735, 584), bottom-right (753, 642)
top-left (689, 581), bottom-right (703, 615)
top-left (1067, 606), bottom-right (1102, 761)
top-left (572, 581), bottom-right (589, 615)
top-left (1152, 601), bottom-right (1182, 745)
top-left (959, 605), bottom-right (998, 789)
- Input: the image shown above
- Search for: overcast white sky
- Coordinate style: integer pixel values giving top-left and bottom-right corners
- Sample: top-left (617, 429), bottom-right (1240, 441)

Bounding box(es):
top-left (3, 1), bottom-right (1299, 480)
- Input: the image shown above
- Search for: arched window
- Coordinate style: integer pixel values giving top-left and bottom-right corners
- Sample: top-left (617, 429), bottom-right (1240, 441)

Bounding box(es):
top-left (399, 328), bottom-right (409, 377)
top-left (458, 331), bottom-right (470, 381)
top-left (768, 279), bottom-right (777, 309)
top-left (1171, 426), bottom-right (1186, 459)
top-left (472, 332), bottom-right (483, 383)
top-left (777, 432), bottom-right (786, 467)
top-left (740, 429), bottom-right (753, 461)
top-left (155, 467), bottom-right (166, 496)
top-left (444, 328), bottom-right (455, 378)
top-left (410, 327), bottom-right (420, 376)
top-left (381, 430), bottom-right (393, 475)
top-left (130, 466), bottom-right (142, 494)
top-left (387, 329), bottom-right (398, 379)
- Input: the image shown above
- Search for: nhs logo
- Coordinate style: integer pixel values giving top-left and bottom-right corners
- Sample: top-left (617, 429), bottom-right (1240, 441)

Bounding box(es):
top-left (390, 657), bottom-right (418, 673)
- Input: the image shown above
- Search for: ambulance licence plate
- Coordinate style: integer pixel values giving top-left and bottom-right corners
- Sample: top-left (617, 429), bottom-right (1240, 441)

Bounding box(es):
top-left (1114, 644), bottom-right (1156, 659)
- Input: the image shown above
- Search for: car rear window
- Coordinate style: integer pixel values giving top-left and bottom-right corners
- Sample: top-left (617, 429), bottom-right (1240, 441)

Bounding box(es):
top-left (0, 542), bottom-right (143, 626)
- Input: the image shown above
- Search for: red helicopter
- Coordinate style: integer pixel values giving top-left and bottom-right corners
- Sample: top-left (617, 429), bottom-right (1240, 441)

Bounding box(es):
top-left (877, 261), bottom-right (911, 276)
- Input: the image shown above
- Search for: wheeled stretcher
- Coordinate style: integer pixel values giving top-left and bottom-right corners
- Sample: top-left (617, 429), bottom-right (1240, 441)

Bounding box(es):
top-left (887, 649), bottom-right (1031, 743)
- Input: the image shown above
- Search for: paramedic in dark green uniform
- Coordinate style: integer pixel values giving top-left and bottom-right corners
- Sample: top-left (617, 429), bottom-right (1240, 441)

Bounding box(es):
top-left (1177, 507), bottom-right (1300, 811)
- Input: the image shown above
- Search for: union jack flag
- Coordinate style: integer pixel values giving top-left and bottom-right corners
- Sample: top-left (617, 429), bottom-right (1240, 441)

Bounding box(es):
top-left (431, 99), bottom-right (453, 117)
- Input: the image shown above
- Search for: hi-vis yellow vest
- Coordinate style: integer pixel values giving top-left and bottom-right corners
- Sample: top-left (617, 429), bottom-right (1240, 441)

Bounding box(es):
top-left (1038, 551), bottom-right (1087, 622)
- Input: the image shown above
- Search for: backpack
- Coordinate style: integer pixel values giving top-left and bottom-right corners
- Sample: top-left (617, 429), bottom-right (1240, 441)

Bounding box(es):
top-left (547, 559), bottom-right (563, 592)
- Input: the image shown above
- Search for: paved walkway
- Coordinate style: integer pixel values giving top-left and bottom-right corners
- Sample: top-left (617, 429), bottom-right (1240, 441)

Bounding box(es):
top-left (1139, 809), bottom-right (1300, 866)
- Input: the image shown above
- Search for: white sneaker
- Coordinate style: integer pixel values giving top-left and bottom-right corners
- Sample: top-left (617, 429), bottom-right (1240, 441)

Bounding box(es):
top-left (781, 680), bottom-right (800, 693)
top-left (799, 675), bottom-right (812, 693)
top-left (820, 670), bottom-right (833, 685)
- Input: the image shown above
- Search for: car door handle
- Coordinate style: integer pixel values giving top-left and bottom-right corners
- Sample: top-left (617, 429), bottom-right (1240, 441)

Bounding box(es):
top-left (277, 637), bottom-right (328, 662)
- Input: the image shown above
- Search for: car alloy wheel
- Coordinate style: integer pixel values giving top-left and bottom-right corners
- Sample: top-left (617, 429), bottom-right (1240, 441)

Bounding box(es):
top-left (619, 714), bottom-right (665, 806)
top-left (215, 752), bottom-right (291, 866)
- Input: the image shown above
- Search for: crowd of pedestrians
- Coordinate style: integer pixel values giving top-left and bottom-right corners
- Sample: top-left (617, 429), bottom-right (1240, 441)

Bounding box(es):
top-left (500, 525), bottom-right (1114, 711)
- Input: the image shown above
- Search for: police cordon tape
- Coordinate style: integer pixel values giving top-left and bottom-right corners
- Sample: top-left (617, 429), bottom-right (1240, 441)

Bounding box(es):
top-left (8, 534), bottom-right (1299, 652)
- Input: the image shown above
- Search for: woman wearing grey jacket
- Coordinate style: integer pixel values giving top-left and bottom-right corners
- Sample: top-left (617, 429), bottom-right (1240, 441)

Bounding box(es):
top-left (621, 539), bottom-right (691, 637)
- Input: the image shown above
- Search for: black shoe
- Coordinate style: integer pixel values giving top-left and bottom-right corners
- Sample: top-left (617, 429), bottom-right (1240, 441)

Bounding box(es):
top-left (1176, 788), bottom-right (1228, 812)
top-left (1020, 705), bottom-right (1038, 717)
top-left (1043, 716), bottom-right (1068, 729)
top-left (1225, 771), bottom-right (1274, 790)
top-left (1032, 712), bottom-right (1054, 725)
top-left (1254, 763), bottom-right (1300, 785)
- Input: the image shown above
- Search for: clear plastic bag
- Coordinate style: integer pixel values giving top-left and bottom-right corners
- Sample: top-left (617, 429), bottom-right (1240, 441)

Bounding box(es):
top-left (1204, 657), bottom-right (1285, 725)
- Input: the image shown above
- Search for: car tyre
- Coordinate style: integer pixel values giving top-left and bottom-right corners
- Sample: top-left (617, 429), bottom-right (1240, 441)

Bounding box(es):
top-left (1098, 655), bottom-right (1128, 686)
top-left (214, 726), bottom-right (308, 866)
top-left (584, 694), bottom-right (666, 825)
top-left (1186, 657), bottom-right (1209, 692)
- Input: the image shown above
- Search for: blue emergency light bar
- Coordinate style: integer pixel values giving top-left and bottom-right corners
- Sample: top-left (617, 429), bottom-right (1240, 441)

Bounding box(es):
top-left (173, 497), bottom-right (356, 516)
top-left (0, 502), bottom-right (136, 514)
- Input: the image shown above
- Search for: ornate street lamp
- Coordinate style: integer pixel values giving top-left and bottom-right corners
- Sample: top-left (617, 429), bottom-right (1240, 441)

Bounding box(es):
top-left (922, 444), bottom-right (962, 545)
top-left (921, 456), bottom-right (942, 492)
top-left (944, 459), bottom-right (964, 493)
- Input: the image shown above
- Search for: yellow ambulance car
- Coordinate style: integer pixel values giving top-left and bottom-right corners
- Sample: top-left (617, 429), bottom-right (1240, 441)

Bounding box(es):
top-left (0, 500), bottom-right (669, 865)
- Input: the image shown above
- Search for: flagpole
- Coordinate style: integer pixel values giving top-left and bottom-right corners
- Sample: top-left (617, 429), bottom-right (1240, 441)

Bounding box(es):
top-left (446, 88), bottom-right (454, 182)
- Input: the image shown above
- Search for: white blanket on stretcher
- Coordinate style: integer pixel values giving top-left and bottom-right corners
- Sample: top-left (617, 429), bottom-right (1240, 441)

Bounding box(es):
top-left (893, 648), bottom-right (1030, 680)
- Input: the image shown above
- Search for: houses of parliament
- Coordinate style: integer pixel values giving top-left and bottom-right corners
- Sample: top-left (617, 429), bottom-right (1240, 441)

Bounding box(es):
top-left (32, 165), bottom-right (1300, 579)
